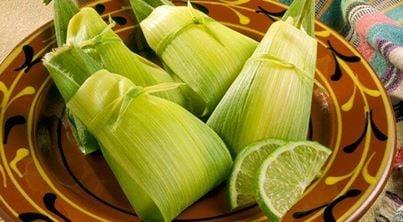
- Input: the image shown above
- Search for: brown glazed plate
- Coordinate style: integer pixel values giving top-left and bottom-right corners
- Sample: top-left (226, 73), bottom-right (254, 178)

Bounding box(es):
top-left (0, 0), bottom-right (397, 221)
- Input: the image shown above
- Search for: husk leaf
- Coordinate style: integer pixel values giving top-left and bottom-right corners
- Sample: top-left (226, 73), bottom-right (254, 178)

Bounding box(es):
top-left (43, 46), bottom-right (103, 154)
top-left (130, 0), bottom-right (173, 23)
top-left (52, 0), bottom-right (79, 46)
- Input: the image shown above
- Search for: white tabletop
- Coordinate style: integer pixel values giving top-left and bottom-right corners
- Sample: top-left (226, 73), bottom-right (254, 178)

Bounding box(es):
top-left (0, 0), bottom-right (52, 61)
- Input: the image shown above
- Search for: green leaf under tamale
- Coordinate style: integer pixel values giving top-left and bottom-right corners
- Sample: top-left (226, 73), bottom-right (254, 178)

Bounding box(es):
top-left (67, 70), bottom-right (233, 222)
top-left (282, 0), bottom-right (315, 37)
top-left (43, 46), bottom-right (103, 154)
top-left (130, 0), bottom-right (173, 22)
top-left (145, 0), bottom-right (174, 7)
top-left (207, 0), bottom-right (317, 156)
top-left (130, 2), bottom-right (258, 116)
top-left (51, 0), bottom-right (79, 46)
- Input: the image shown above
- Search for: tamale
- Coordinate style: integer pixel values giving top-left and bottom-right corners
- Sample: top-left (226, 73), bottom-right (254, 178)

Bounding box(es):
top-left (130, 0), bottom-right (258, 116)
top-left (66, 70), bottom-right (233, 222)
top-left (43, 7), bottom-right (185, 154)
top-left (66, 7), bottom-right (184, 105)
top-left (207, 0), bottom-right (318, 156)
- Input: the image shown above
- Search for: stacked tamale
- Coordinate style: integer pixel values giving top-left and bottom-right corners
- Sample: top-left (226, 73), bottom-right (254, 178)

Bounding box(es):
top-left (42, 0), bottom-right (318, 221)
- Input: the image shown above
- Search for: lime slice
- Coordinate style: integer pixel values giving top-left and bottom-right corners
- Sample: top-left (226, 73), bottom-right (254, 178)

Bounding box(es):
top-left (257, 141), bottom-right (331, 221)
top-left (228, 139), bottom-right (287, 210)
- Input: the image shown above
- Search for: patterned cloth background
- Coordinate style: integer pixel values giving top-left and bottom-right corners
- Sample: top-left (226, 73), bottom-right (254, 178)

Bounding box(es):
top-left (278, 0), bottom-right (403, 221)
top-left (279, 0), bottom-right (403, 99)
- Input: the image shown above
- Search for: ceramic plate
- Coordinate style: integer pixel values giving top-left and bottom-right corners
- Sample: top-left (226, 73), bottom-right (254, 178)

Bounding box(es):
top-left (0, 0), bottom-right (396, 221)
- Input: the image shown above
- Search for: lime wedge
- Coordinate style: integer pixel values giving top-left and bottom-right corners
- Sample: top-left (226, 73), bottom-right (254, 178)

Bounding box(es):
top-left (256, 141), bottom-right (331, 221)
top-left (228, 139), bottom-right (287, 210)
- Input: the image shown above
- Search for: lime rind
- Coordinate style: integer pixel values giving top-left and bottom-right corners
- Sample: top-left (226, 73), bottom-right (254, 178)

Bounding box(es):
top-left (228, 138), bottom-right (287, 210)
top-left (256, 141), bottom-right (331, 220)
top-left (256, 199), bottom-right (281, 222)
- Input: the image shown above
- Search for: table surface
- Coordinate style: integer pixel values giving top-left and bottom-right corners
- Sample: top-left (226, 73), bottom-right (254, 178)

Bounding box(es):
top-left (0, 1), bottom-right (398, 221)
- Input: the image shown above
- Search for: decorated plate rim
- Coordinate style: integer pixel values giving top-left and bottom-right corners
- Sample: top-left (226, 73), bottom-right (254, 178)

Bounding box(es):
top-left (0, 0), bottom-right (397, 221)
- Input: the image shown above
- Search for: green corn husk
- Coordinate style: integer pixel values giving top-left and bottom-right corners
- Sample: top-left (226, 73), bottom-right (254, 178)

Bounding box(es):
top-left (54, 0), bottom-right (79, 46)
top-left (130, 0), bottom-right (258, 117)
top-left (43, 46), bottom-right (103, 154)
top-left (66, 70), bottom-right (232, 222)
top-left (44, 0), bottom-right (94, 153)
top-left (207, 0), bottom-right (317, 156)
top-left (44, 0), bottom-right (79, 46)
top-left (44, 7), bottom-right (185, 154)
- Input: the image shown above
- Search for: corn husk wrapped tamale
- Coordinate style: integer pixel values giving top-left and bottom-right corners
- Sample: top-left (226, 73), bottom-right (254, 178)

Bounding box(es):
top-left (130, 0), bottom-right (258, 116)
top-left (43, 6), bottom-right (185, 154)
top-left (65, 7), bottom-right (184, 105)
top-left (207, 0), bottom-right (317, 156)
top-left (65, 70), bottom-right (232, 222)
